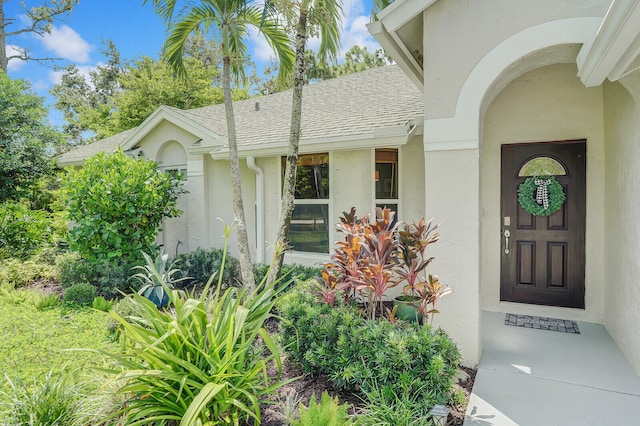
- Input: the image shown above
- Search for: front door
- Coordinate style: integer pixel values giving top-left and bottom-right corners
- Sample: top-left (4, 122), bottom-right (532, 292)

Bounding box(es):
top-left (500, 140), bottom-right (586, 309)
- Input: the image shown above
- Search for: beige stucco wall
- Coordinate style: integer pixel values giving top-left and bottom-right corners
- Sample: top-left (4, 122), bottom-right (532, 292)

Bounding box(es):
top-left (424, 148), bottom-right (481, 367)
top-left (603, 75), bottom-right (640, 374)
top-left (422, 0), bottom-right (609, 119)
top-left (481, 63), bottom-right (606, 322)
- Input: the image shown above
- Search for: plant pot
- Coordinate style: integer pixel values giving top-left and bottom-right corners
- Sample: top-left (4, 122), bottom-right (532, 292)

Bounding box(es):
top-left (393, 295), bottom-right (422, 323)
top-left (145, 288), bottom-right (170, 308)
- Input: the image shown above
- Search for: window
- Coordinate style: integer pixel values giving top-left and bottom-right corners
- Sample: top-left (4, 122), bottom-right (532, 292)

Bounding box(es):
top-left (375, 148), bottom-right (399, 219)
top-left (282, 153), bottom-right (330, 253)
top-left (518, 157), bottom-right (566, 177)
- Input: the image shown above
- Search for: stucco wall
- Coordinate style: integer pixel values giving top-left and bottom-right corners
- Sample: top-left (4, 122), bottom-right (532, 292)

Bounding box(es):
top-left (205, 156), bottom-right (257, 259)
top-left (603, 76), bottom-right (640, 374)
top-left (422, 0), bottom-right (609, 119)
top-left (481, 63), bottom-right (606, 321)
top-left (424, 148), bottom-right (480, 367)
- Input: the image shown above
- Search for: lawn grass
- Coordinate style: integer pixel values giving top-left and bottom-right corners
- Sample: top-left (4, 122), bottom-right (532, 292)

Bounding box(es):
top-left (0, 299), bottom-right (117, 394)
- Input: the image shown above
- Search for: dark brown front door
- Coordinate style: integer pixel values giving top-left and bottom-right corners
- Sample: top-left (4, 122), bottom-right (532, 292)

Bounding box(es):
top-left (500, 140), bottom-right (586, 309)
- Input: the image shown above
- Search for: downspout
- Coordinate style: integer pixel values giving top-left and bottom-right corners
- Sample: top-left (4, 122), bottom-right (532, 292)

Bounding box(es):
top-left (247, 156), bottom-right (264, 264)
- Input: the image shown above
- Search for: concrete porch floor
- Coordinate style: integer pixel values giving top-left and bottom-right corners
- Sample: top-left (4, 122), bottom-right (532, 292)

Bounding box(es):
top-left (463, 311), bottom-right (640, 425)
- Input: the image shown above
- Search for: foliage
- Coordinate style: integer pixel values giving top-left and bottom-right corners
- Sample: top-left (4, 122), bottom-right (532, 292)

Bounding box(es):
top-left (321, 207), bottom-right (400, 319)
top-left (0, 299), bottom-right (116, 387)
top-left (131, 250), bottom-right (189, 307)
top-left (0, 201), bottom-right (50, 259)
top-left (292, 391), bottom-right (354, 426)
top-left (517, 175), bottom-right (566, 216)
top-left (106, 295), bottom-right (147, 338)
top-left (57, 252), bottom-right (137, 298)
top-left (0, 258), bottom-right (57, 288)
top-left (0, 73), bottom-right (58, 203)
top-left (1, 0), bottom-right (78, 72)
top-left (175, 247), bottom-right (242, 288)
top-left (92, 296), bottom-right (115, 312)
top-left (414, 274), bottom-right (453, 326)
top-left (147, 0), bottom-right (295, 292)
top-left (62, 148), bottom-right (187, 265)
top-left (103, 269), bottom-right (291, 425)
top-left (356, 381), bottom-right (433, 426)
top-left (278, 283), bottom-right (461, 408)
top-left (32, 293), bottom-right (60, 310)
top-left (50, 40), bottom-right (124, 145)
top-left (259, 45), bottom-right (391, 95)
top-left (254, 262), bottom-right (322, 290)
top-left (397, 217), bottom-right (439, 297)
top-left (63, 282), bottom-right (98, 307)
top-left (0, 371), bottom-right (83, 426)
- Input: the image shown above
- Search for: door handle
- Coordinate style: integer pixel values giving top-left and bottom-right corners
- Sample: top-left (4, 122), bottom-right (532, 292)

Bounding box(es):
top-left (504, 229), bottom-right (511, 254)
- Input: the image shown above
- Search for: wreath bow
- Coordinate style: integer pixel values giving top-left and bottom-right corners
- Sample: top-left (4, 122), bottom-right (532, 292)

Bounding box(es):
top-left (518, 175), bottom-right (565, 216)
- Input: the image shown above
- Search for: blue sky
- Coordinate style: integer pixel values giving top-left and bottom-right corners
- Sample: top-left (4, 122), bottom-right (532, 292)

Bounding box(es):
top-left (5, 0), bottom-right (381, 126)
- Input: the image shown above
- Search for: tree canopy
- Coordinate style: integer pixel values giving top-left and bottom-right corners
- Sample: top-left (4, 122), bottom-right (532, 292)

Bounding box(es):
top-left (0, 73), bottom-right (60, 204)
top-left (51, 39), bottom-right (250, 144)
top-left (0, 0), bottom-right (79, 72)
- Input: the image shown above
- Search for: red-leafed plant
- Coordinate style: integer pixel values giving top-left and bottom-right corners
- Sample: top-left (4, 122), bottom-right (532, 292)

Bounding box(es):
top-left (415, 274), bottom-right (453, 326)
top-left (397, 218), bottom-right (440, 298)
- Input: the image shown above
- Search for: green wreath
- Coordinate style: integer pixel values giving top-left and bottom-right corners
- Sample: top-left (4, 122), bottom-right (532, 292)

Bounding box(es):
top-left (517, 175), bottom-right (565, 216)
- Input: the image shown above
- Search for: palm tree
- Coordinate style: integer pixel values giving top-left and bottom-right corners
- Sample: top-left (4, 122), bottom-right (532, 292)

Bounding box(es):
top-left (267, 0), bottom-right (343, 284)
top-left (145, 0), bottom-right (294, 290)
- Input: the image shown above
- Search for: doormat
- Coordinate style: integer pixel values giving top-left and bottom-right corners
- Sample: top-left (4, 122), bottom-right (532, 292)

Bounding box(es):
top-left (504, 314), bottom-right (580, 334)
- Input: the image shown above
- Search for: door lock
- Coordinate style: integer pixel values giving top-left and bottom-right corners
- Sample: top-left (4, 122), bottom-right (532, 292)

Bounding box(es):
top-left (504, 229), bottom-right (511, 255)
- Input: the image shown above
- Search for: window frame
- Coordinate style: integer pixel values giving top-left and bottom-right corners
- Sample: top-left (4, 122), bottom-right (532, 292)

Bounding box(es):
top-left (280, 152), bottom-right (332, 256)
top-left (372, 147), bottom-right (401, 220)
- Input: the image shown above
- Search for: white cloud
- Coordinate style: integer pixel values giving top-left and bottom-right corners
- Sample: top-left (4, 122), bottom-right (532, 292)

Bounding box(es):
top-left (49, 63), bottom-right (98, 86)
top-left (248, 26), bottom-right (278, 62)
top-left (6, 45), bottom-right (27, 72)
top-left (41, 25), bottom-right (92, 63)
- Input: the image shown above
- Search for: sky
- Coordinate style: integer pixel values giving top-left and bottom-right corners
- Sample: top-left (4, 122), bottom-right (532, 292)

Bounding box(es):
top-left (4, 0), bottom-right (382, 127)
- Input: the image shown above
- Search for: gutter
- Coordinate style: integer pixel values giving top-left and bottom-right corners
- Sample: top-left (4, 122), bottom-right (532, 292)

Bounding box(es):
top-left (246, 156), bottom-right (264, 264)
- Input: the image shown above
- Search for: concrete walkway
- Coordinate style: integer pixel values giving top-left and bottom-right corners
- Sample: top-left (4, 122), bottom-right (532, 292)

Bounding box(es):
top-left (464, 311), bottom-right (640, 425)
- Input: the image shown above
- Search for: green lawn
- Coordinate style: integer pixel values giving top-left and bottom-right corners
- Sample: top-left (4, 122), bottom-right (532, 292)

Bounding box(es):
top-left (0, 299), bottom-right (118, 393)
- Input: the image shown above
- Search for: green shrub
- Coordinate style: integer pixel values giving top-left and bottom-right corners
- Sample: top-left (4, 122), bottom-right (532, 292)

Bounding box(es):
top-left (106, 295), bottom-right (147, 338)
top-left (32, 293), bottom-right (60, 310)
top-left (103, 263), bottom-right (290, 424)
top-left (0, 286), bottom-right (38, 305)
top-left (0, 371), bottom-right (83, 426)
top-left (254, 262), bottom-right (322, 289)
top-left (175, 247), bottom-right (242, 288)
top-left (57, 253), bottom-right (137, 298)
top-left (62, 148), bottom-right (187, 265)
top-left (278, 284), bottom-right (461, 407)
top-left (0, 201), bottom-right (50, 260)
top-left (356, 381), bottom-right (432, 425)
top-left (92, 296), bottom-right (115, 312)
top-left (0, 258), bottom-right (57, 288)
top-left (63, 283), bottom-right (97, 307)
top-left (292, 391), bottom-right (354, 426)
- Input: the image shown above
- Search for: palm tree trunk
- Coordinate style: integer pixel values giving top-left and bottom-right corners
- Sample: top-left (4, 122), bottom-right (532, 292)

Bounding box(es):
top-left (222, 29), bottom-right (255, 291)
top-left (266, 8), bottom-right (308, 286)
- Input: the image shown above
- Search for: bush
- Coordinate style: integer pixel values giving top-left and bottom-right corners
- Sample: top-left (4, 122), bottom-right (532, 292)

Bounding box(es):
top-left (277, 284), bottom-right (461, 408)
top-left (63, 283), bottom-right (97, 307)
top-left (175, 247), bottom-right (242, 288)
top-left (62, 148), bottom-right (187, 265)
top-left (292, 391), bottom-right (353, 426)
top-left (0, 371), bottom-right (83, 426)
top-left (57, 253), bottom-right (137, 298)
top-left (254, 262), bottom-right (322, 288)
top-left (0, 258), bottom-right (58, 288)
top-left (0, 202), bottom-right (50, 260)
top-left (104, 278), bottom-right (289, 424)
top-left (32, 293), bottom-right (60, 310)
top-left (92, 296), bottom-right (115, 312)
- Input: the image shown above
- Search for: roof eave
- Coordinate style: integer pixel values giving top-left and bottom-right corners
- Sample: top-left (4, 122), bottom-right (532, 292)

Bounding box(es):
top-left (209, 121), bottom-right (420, 160)
top-left (578, 0), bottom-right (640, 87)
top-left (121, 105), bottom-right (225, 150)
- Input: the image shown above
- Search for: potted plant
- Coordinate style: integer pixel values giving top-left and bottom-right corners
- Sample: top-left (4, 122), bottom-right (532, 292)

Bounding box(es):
top-left (415, 274), bottom-right (453, 326)
top-left (394, 218), bottom-right (440, 322)
top-left (131, 250), bottom-right (189, 308)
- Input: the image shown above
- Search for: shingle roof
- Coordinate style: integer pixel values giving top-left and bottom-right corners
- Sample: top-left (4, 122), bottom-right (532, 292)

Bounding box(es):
top-left (57, 65), bottom-right (422, 164)
top-left (57, 129), bottom-right (137, 165)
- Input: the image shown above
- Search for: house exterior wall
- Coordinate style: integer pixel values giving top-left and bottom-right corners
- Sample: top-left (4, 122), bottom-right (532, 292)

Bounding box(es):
top-left (603, 75), bottom-right (640, 375)
top-left (422, 0), bottom-right (609, 119)
top-left (481, 63), bottom-right (606, 322)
